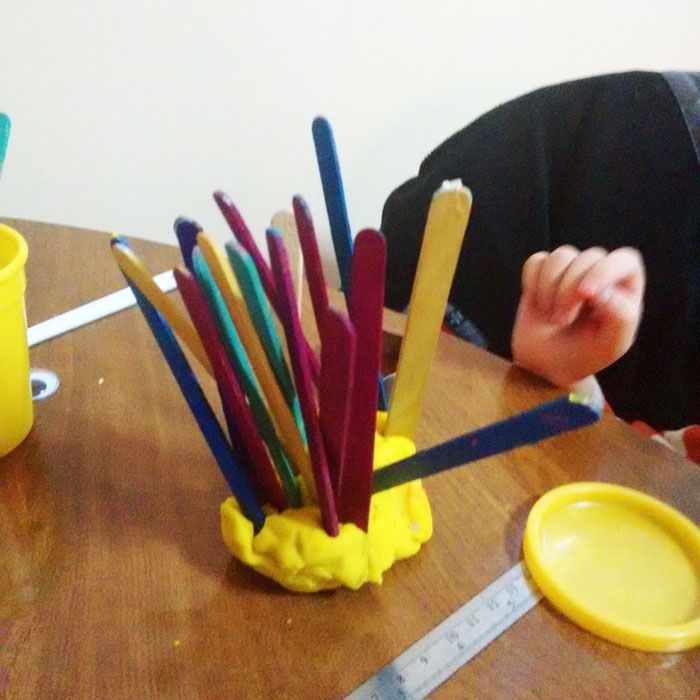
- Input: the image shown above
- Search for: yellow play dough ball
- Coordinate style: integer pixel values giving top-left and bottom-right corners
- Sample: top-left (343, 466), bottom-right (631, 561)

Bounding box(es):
top-left (220, 415), bottom-right (432, 592)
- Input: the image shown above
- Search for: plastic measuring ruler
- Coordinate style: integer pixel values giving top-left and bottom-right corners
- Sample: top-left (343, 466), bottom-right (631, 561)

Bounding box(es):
top-left (348, 562), bottom-right (542, 699)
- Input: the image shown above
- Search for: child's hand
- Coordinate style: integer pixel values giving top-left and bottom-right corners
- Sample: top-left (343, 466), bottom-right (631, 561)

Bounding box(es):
top-left (512, 246), bottom-right (645, 388)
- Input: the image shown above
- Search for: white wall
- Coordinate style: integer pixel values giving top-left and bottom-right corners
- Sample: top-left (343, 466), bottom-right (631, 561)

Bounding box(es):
top-left (1, 1), bottom-right (698, 276)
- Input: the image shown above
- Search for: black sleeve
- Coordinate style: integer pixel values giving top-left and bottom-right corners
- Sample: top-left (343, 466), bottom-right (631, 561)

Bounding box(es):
top-left (380, 71), bottom-right (700, 429)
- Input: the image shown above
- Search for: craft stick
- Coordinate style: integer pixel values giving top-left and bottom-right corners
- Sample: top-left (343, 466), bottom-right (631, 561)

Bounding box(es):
top-left (271, 210), bottom-right (303, 315)
top-left (174, 217), bottom-right (202, 272)
top-left (267, 228), bottom-right (339, 536)
top-left (225, 240), bottom-right (306, 441)
top-left (196, 232), bottom-right (314, 493)
top-left (385, 180), bottom-right (472, 440)
top-left (175, 266), bottom-right (288, 512)
top-left (311, 116), bottom-right (354, 300)
top-left (374, 390), bottom-right (603, 493)
top-left (292, 195), bottom-right (329, 335)
top-left (312, 117), bottom-right (387, 410)
top-left (0, 113), bottom-right (10, 178)
top-left (213, 191), bottom-right (321, 381)
top-left (318, 308), bottom-right (356, 498)
top-left (110, 240), bottom-right (213, 377)
top-left (192, 250), bottom-right (301, 508)
top-left (118, 271), bottom-right (264, 530)
top-left (214, 190), bottom-right (278, 303)
top-left (339, 229), bottom-right (386, 530)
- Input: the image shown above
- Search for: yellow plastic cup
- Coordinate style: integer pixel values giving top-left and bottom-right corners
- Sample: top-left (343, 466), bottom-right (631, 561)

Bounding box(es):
top-left (0, 223), bottom-right (32, 457)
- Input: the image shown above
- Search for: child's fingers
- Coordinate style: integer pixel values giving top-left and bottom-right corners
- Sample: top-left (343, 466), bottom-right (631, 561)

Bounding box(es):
top-left (552, 247), bottom-right (607, 321)
top-left (521, 251), bottom-right (548, 302)
top-left (576, 247), bottom-right (645, 304)
top-left (535, 245), bottom-right (579, 313)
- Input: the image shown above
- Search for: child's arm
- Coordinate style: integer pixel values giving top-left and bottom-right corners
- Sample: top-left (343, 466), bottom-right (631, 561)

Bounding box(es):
top-left (511, 246), bottom-right (645, 389)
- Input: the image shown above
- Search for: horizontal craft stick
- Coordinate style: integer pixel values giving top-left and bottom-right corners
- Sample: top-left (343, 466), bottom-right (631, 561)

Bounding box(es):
top-left (373, 391), bottom-right (603, 493)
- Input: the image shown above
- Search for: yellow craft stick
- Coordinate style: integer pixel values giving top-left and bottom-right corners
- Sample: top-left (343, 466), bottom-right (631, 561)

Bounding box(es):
top-left (385, 180), bottom-right (472, 440)
top-left (110, 241), bottom-right (213, 376)
top-left (271, 210), bottom-right (303, 316)
top-left (196, 232), bottom-right (316, 497)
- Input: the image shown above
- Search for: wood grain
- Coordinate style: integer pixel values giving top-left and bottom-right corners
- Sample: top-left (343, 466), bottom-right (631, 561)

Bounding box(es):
top-left (1, 218), bottom-right (698, 699)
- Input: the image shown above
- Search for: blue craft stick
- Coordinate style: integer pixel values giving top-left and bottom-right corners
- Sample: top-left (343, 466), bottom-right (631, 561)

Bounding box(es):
top-left (312, 116), bottom-right (354, 300)
top-left (0, 113), bottom-right (9, 177)
top-left (119, 271), bottom-right (265, 530)
top-left (225, 240), bottom-right (306, 441)
top-left (174, 217), bottom-right (202, 272)
top-left (372, 392), bottom-right (603, 493)
top-left (192, 248), bottom-right (301, 508)
top-left (312, 116), bottom-right (387, 410)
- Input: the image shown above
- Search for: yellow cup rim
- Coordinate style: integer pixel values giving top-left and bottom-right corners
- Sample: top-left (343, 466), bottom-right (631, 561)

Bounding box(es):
top-left (0, 223), bottom-right (28, 284)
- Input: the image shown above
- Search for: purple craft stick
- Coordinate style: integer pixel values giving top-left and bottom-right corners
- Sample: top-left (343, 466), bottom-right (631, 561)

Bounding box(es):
top-left (292, 195), bottom-right (329, 334)
top-left (319, 307), bottom-right (356, 498)
top-left (214, 190), bottom-right (320, 381)
top-left (339, 229), bottom-right (386, 530)
top-left (173, 217), bottom-right (202, 273)
top-left (175, 266), bottom-right (286, 512)
top-left (266, 228), bottom-right (339, 536)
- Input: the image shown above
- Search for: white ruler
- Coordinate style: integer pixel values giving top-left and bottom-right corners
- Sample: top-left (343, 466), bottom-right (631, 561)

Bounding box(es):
top-left (27, 270), bottom-right (176, 347)
top-left (348, 562), bottom-right (542, 700)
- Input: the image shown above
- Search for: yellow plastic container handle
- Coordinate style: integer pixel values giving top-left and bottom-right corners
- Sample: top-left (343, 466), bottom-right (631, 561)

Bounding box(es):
top-left (524, 482), bottom-right (700, 652)
top-left (0, 223), bottom-right (33, 457)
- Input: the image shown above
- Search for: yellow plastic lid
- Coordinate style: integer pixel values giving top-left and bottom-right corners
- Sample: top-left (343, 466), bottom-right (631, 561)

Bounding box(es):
top-left (523, 482), bottom-right (700, 652)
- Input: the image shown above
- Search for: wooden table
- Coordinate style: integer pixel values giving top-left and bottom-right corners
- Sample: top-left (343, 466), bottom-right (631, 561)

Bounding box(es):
top-left (1, 218), bottom-right (698, 699)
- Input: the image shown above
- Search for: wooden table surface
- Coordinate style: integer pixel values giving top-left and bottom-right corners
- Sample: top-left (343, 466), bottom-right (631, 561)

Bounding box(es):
top-left (1, 218), bottom-right (698, 699)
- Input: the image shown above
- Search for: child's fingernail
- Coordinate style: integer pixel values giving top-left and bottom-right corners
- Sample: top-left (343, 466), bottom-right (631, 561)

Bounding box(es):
top-left (596, 287), bottom-right (613, 305)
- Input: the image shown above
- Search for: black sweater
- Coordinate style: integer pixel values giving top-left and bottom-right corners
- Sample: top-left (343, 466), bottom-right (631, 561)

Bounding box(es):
top-left (381, 71), bottom-right (699, 430)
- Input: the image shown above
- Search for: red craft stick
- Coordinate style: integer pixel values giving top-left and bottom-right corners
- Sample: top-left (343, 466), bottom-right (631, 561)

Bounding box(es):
top-left (214, 191), bottom-right (278, 306)
top-left (318, 307), bottom-right (356, 498)
top-left (339, 229), bottom-right (386, 530)
top-left (292, 195), bottom-right (329, 333)
top-left (174, 266), bottom-right (286, 512)
top-left (266, 229), bottom-right (339, 536)
top-left (214, 190), bottom-right (320, 381)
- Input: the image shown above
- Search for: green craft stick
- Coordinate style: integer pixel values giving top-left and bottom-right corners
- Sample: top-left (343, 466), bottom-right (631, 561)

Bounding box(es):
top-left (192, 249), bottom-right (301, 507)
top-left (225, 240), bottom-right (306, 443)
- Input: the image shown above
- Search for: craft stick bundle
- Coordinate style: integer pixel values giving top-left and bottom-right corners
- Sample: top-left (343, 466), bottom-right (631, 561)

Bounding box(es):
top-left (110, 118), bottom-right (602, 592)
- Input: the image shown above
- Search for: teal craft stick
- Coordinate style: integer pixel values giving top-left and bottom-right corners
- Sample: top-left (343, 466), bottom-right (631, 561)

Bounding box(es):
top-left (192, 248), bottom-right (301, 508)
top-left (225, 240), bottom-right (306, 443)
top-left (0, 113), bottom-right (10, 177)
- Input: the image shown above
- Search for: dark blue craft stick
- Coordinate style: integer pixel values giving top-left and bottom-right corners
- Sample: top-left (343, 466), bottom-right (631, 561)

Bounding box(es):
top-left (312, 116), bottom-right (353, 300)
top-left (112, 247), bottom-right (265, 529)
top-left (372, 393), bottom-right (603, 493)
top-left (312, 115), bottom-right (387, 410)
top-left (174, 217), bottom-right (202, 272)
